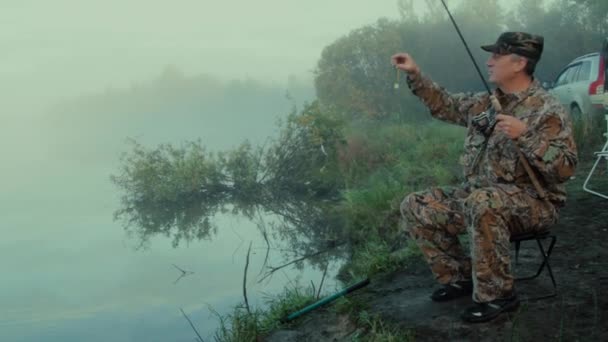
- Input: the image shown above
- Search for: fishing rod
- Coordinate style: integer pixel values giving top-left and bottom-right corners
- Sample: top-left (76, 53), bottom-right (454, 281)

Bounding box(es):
top-left (438, 0), bottom-right (492, 95)
top-left (280, 278), bottom-right (370, 323)
top-left (436, 0), bottom-right (547, 200)
top-left (433, 0), bottom-right (502, 135)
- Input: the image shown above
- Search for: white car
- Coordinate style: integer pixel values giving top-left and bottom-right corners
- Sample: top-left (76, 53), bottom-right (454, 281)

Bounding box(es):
top-left (546, 38), bottom-right (608, 119)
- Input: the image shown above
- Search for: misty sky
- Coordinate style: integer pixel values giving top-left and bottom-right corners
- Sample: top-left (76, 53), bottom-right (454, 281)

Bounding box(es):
top-left (0, 0), bottom-right (533, 116)
top-left (2, 1), bottom-right (418, 115)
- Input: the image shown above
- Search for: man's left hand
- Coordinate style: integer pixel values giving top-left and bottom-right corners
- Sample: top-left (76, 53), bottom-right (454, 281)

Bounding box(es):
top-left (496, 114), bottom-right (527, 140)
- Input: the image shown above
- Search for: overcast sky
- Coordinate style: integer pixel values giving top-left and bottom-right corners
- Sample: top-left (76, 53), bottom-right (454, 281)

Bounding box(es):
top-left (1, 1), bottom-right (426, 114)
top-left (0, 0), bottom-right (536, 116)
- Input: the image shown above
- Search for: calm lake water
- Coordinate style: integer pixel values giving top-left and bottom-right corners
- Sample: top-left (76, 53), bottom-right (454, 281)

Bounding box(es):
top-left (1, 112), bottom-right (338, 341)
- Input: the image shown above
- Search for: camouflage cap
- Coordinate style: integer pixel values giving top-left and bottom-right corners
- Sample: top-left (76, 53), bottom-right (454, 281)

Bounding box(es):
top-left (481, 32), bottom-right (544, 61)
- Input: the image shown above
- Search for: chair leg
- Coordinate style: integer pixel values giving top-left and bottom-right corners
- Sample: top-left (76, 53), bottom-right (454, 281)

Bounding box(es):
top-left (514, 235), bottom-right (558, 300)
top-left (534, 235), bottom-right (557, 299)
top-left (529, 236), bottom-right (556, 279)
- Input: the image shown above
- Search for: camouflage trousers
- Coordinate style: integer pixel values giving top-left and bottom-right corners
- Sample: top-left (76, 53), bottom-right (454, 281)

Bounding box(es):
top-left (400, 185), bottom-right (558, 302)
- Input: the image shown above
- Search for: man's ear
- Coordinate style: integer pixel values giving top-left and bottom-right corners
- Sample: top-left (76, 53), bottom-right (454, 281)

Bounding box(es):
top-left (515, 56), bottom-right (528, 73)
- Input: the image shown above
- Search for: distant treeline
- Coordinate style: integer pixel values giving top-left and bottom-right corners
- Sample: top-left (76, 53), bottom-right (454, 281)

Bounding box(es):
top-left (314, 0), bottom-right (607, 122)
top-left (44, 66), bottom-right (315, 163)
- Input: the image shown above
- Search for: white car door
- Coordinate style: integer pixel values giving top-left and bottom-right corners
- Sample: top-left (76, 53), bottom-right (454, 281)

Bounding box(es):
top-left (570, 60), bottom-right (593, 116)
top-left (551, 65), bottom-right (579, 111)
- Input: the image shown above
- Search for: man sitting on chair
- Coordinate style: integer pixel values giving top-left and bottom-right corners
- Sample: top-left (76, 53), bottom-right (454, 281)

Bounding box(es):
top-left (393, 32), bottom-right (578, 323)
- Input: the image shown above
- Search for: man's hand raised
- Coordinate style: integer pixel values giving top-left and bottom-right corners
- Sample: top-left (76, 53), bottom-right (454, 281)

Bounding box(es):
top-left (391, 53), bottom-right (420, 75)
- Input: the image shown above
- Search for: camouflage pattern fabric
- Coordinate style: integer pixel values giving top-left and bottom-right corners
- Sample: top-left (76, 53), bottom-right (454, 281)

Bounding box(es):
top-left (400, 185), bottom-right (557, 302)
top-left (400, 69), bottom-right (577, 302)
top-left (405, 72), bottom-right (578, 205)
top-left (481, 32), bottom-right (544, 61)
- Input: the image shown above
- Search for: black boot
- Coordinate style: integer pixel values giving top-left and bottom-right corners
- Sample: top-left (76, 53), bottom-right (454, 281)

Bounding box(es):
top-left (461, 293), bottom-right (520, 323)
top-left (430, 280), bottom-right (473, 302)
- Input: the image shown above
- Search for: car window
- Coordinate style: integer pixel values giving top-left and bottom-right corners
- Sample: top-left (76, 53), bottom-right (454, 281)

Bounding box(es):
top-left (567, 64), bottom-right (581, 84)
top-left (555, 65), bottom-right (578, 86)
top-left (555, 68), bottom-right (569, 86)
top-left (575, 60), bottom-right (592, 82)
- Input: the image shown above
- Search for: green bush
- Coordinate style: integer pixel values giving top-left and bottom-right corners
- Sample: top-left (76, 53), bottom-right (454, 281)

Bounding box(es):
top-left (334, 119), bottom-right (464, 280)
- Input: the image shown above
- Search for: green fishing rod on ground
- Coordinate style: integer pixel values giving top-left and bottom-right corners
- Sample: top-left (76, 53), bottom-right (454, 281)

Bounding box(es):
top-left (280, 278), bottom-right (371, 323)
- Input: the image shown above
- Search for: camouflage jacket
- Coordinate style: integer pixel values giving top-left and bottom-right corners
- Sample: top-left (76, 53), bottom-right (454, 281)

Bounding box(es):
top-left (407, 72), bottom-right (578, 206)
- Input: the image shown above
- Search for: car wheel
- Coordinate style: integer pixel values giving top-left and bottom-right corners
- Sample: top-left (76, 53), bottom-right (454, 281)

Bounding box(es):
top-left (570, 104), bottom-right (590, 135)
top-left (570, 105), bottom-right (582, 120)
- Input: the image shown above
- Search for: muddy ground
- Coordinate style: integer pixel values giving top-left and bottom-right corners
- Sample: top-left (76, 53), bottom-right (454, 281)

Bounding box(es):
top-left (264, 160), bottom-right (608, 341)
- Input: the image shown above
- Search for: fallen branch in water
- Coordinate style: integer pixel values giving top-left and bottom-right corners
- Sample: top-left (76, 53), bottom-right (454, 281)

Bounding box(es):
top-left (258, 243), bottom-right (345, 283)
top-left (317, 262), bottom-right (329, 300)
top-left (243, 241), bottom-right (253, 314)
top-left (180, 308), bottom-right (205, 342)
top-left (255, 210), bottom-right (272, 278)
top-left (172, 264), bottom-right (194, 284)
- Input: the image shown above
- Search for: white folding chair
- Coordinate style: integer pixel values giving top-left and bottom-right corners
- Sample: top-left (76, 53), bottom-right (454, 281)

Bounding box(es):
top-left (583, 114), bottom-right (608, 200)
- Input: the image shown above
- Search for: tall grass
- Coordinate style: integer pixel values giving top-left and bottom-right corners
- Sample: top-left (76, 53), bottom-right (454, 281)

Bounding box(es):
top-left (572, 113), bottom-right (606, 156)
top-left (336, 120), bottom-right (465, 280)
top-left (210, 284), bottom-right (317, 342)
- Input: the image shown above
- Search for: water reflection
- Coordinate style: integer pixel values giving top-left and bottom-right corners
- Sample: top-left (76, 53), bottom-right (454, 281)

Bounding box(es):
top-left (1, 117), bottom-right (345, 342)
top-left (109, 102), bottom-right (350, 275)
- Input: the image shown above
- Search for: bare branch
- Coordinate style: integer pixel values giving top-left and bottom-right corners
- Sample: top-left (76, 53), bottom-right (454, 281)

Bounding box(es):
top-left (317, 262), bottom-right (329, 300)
top-left (255, 209), bottom-right (272, 278)
top-left (174, 274), bottom-right (187, 285)
top-left (243, 241), bottom-right (253, 314)
top-left (172, 264), bottom-right (194, 284)
top-left (172, 264), bottom-right (187, 273)
top-left (180, 308), bottom-right (205, 342)
top-left (258, 243), bottom-right (344, 283)
top-left (229, 223), bottom-right (246, 264)
top-left (260, 229), bottom-right (271, 271)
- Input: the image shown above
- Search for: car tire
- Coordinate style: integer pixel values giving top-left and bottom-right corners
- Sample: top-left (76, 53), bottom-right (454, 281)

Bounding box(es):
top-left (570, 104), bottom-right (591, 135)
top-left (570, 105), bottom-right (582, 120)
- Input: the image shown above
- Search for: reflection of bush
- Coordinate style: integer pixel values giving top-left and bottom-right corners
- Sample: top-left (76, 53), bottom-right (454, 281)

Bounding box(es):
top-left (110, 100), bottom-right (346, 249)
top-left (110, 93), bottom-right (467, 280)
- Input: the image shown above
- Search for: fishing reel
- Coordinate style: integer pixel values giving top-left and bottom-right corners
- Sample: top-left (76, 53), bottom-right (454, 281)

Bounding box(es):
top-left (471, 106), bottom-right (498, 136)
